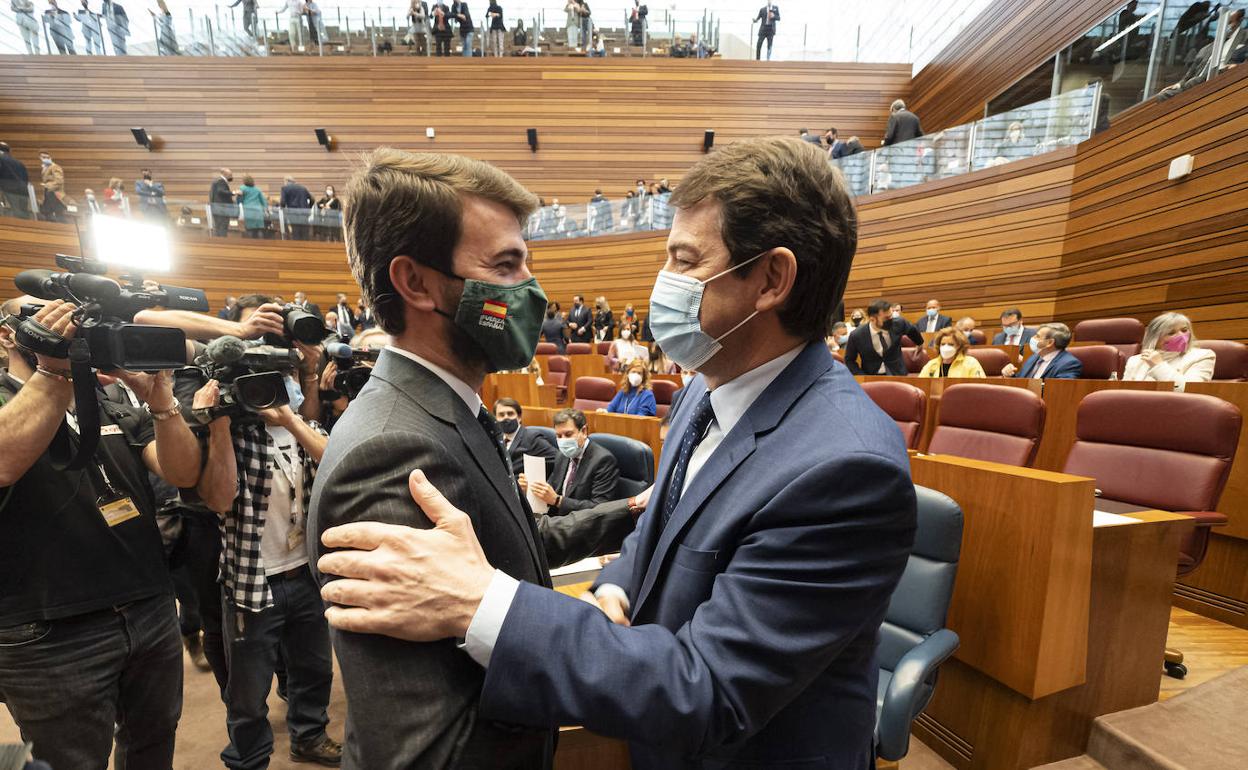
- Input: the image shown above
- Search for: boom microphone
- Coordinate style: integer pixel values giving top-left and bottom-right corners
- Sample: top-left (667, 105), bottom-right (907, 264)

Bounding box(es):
top-left (205, 335), bottom-right (248, 365)
top-left (15, 269), bottom-right (122, 303)
top-left (326, 342), bottom-right (381, 361)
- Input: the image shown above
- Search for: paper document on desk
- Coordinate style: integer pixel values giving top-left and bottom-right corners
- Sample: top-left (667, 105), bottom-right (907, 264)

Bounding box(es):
top-left (524, 454), bottom-right (548, 513)
top-left (1093, 510), bottom-right (1135, 527)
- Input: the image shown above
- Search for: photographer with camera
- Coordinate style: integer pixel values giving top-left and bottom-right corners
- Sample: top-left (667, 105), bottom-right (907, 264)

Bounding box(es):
top-left (0, 295), bottom-right (204, 770)
top-left (194, 353), bottom-right (341, 767)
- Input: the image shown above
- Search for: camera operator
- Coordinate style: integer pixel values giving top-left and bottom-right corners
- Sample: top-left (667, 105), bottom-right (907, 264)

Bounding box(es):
top-left (317, 327), bottom-right (388, 429)
top-left (0, 296), bottom-right (204, 770)
top-left (195, 375), bottom-right (341, 767)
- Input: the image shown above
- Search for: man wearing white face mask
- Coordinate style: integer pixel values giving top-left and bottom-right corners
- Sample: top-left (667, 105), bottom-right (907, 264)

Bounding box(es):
top-left (519, 408), bottom-right (619, 516)
top-left (313, 137), bottom-right (916, 769)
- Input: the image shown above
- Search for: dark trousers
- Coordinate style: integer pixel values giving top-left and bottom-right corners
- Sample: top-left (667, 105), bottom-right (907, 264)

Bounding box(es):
top-left (221, 565), bottom-right (333, 770)
top-left (172, 508), bottom-right (228, 691)
top-left (0, 188), bottom-right (31, 219)
top-left (756, 30), bottom-right (774, 60)
top-left (436, 32), bottom-right (452, 55)
top-left (0, 593), bottom-right (183, 770)
top-left (39, 190), bottom-right (66, 223)
top-left (212, 205), bottom-right (232, 236)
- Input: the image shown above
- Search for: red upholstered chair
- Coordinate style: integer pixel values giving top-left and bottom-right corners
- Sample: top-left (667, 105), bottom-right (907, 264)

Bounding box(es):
top-left (1073, 318), bottom-right (1145, 359)
top-left (927, 384), bottom-right (1046, 467)
top-left (1198, 340), bottom-right (1248, 381)
top-left (546, 355), bottom-right (570, 403)
top-left (901, 336), bottom-right (917, 348)
top-left (1066, 344), bottom-right (1126, 379)
top-left (964, 347), bottom-right (1011, 376)
top-left (652, 379), bottom-right (679, 408)
top-left (596, 341), bottom-right (612, 355)
top-left (566, 342), bottom-right (592, 355)
top-left (535, 342), bottom-right (558, 356)
top-left (861, 381), bottom-right (927, 449)
top-left (967, 330), bottom-right (987, 345)
top-left (904, 346), bottom-right (930, 375)
top-left (1061, 390), bottom-right (1242, 678)
top-left (572, 377), bottom-right (617, 412)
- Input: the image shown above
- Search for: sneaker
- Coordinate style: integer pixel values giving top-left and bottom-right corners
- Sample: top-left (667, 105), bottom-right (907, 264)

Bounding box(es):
top-left (182, 632), bottom-right (211, 672)
top-left (290, 734), bottom-right (343, 766)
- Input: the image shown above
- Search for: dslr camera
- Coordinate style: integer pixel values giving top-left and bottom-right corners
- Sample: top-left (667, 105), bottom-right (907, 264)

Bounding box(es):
top-left (265, 304), bottom-right (326, 348)
top-left (322, 341), bottom-right (380, 401)
top-left (189, 335), bottom-right (300, 422)
top-left (10, 254), bottom-right (208, 371)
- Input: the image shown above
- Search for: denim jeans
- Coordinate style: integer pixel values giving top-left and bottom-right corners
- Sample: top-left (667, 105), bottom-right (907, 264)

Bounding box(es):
top-left (462, 30), bottom-right (475, 56)
top-left (172, 508), bottom-right (228, 691)
top-left (0, 593), bottom-right (183, 770)
top-left (221, 565), bottom-right (334, 770)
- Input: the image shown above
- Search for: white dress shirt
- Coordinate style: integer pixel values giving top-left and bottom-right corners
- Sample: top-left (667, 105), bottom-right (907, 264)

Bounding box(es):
top-left (463, 344), bottom-right (806, 667)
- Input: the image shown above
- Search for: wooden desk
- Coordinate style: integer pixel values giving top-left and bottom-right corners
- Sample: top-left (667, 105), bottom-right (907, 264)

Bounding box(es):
top-left (482, 373), bottom-right (558, 410)
top-left (909, 454), bottom-right (1190, 768)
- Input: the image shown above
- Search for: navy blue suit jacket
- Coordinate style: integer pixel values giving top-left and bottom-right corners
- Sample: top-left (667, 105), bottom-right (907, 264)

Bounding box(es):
top-left (478, 342), bottom-right (916, 768)
top-left (1016, 348), bottom-right (1082, 379)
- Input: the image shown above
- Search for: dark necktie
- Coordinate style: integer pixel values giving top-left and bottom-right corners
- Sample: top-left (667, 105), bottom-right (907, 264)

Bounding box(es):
top-left (476, 407), bottom-right (518, 493)
top-left (662, 391), bottom-right (716, 526)
top-left (563, 457), bottom-right (580, 494)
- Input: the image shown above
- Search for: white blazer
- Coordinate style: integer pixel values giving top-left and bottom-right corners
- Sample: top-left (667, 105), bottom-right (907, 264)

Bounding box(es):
top-left (1122, 347), bottom-right (1216, 390)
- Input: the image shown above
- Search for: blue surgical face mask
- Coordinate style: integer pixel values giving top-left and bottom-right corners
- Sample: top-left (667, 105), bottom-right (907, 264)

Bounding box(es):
top-left (1029, 336), bottom-right (1045, 354)
top-left (926, 308), bottom-right (938, 318)
top-left (557, 436), bottom-right (581, 459)
top-left (1004, 323), bottom-right (1021, 335)
top-left (284, 375), bottom-right (305, 413)
top-left (836, 334), bottom-right (848, 345)
top-left (648, 251), bottom-right (767, 371)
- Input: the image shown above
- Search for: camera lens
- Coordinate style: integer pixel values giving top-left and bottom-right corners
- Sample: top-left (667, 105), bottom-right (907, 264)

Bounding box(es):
top-left (234, 371), bottom-right (288, 410)
top-left (284, 306), bottom-right (325, 345)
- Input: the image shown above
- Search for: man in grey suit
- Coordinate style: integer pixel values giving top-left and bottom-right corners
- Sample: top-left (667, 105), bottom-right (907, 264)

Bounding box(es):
top-left (308, 149), bottom-right (634, 769)
top-left (883, 98), bottom-right (923, 145)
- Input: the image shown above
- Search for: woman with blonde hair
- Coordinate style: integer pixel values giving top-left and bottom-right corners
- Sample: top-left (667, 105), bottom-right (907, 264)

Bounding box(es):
top-left (603, 359), bottom-right (657, 416)
top-left (918, 327), bottom-right (986, 378)
top-left (1123, 312), bottom-right (1215, 389)
top-left (102, 177), bottom-right (127, 215)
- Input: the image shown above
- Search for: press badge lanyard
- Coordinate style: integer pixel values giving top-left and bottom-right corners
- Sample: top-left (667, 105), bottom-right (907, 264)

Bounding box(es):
top-left (65, 409), bottom-right (142, 526)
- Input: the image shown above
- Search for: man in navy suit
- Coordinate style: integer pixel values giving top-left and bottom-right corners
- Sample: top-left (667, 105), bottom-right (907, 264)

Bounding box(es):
top-left (920, 298), bottom-right (953, 334)
top-left (315, 138), bottom-right (917, 769)
top-left (1002, 322), bottom-right (1082, 379)
top-left (991, 307), bottom-right (1035, 352)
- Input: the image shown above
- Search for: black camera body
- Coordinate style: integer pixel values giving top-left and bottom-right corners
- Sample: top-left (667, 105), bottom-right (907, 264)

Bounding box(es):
top-left (323, 342), bottom-right (379, 401)
top-left (262, 303), bottom-right (326, 348)
top-left (12, 254), bottom-right (208, 372)
top-left (191, 336), bottom-right (300, 422)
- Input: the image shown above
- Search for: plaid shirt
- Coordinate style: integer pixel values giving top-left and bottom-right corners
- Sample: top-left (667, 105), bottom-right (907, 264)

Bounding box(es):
top-left (220, 420), bottom-right (322, 612)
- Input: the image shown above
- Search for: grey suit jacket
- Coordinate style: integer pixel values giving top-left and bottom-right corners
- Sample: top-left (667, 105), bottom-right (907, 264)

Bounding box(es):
top-left (309, 349), bottom-right (551, 770)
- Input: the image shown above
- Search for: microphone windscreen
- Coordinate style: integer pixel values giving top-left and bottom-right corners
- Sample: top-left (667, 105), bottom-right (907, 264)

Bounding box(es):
top-left (66, 272), bottom-right (122, 301)
top-left (324, 341), bottom-right (352, 359)
top-left (206, 335), bottom-right (247, 365)
top-left (14, 270), bottom-right (57, 300)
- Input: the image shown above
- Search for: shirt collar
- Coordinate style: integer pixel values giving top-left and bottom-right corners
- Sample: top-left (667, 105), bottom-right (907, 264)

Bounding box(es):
top-left (385, 344), bottom-right (482, 415)
top-left (1038, 347), bottom-right (1060, 362)
top-left (707, 344), bottom-right (804, 437)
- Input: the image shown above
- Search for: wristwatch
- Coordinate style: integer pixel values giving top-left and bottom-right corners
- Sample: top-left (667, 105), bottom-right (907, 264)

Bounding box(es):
top-left (144, 399), bottom-right (182, 422)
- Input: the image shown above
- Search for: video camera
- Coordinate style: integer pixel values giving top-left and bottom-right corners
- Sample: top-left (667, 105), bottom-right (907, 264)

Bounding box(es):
top-left (323, 341), bottom-right (380, 401)
top-left (264, 304), bottom-right (326, 348)
top-left (189, 335), bottom-right (299, 421)
top-left (11, 254), bottom-right (208, 372)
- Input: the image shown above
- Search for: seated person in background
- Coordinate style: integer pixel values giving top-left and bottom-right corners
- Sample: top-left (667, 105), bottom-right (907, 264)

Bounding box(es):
top-left (919, 327), bottom-right (986, 378)
top-left (1123, 312), bottom-right (1215, 388)
top-left (495, 397), bottom-right (558, 477)
top-left (826, 320), bottom-right (848, 354)
top-left (649, 343), bottom-right (680, 375)
top-left (518, 408), bottom-right (619, 515)
top-left (889, 302), bottom-right (906, 322)
top-left (992, 307), bottom-right (1034, 350)
top-left (607, 326), bottom-right (649, 371)
top-left (955, 315), bottom-right (977, 337)
top-left (602, 360), bottom-right (657, 417)
top-left (1002, 322), bottom-right (1082, 379)
top-left (843, 298), bottom-right (924, 375)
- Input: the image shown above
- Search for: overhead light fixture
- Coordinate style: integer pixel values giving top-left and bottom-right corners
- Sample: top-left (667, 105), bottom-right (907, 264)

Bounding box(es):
top-left (314, 127), bottom-right (333, 152)
top-left (130, 127), bottom-right (155, 151)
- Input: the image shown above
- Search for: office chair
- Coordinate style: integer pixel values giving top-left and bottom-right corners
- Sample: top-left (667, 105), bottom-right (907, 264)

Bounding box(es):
top-left (927, 384), bottom-right (1046, 467)
top-left (566, 342), bottom-right (592, 355)
top-left (876, 485), bottom-right (962, 761)
top-left (1062, 390), bottom-right (1241, 678)
top-left (861, 381), bottom-right (927, 450)
top-left (546, 355), bottom-right (570, 403)
top-left (571, 376), bottom-right (616, 412)
top-left (1198, 340), bottom-right (1248, 381)
top-left (535, 342), bottom-right (558, 355)
top-left (964, 347), bottom-right (1012, 376)
top-left (589, 433), bottom-right (654, 498)
top-left (1073, 318), bottom-right (1145, 359)
top-left (1066, 344), bottom-right (1126, 379)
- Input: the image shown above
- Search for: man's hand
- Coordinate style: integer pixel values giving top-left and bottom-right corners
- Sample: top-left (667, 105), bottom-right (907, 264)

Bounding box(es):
top-left (112, 369), bottom-right (175, 410)
top-left (516, 472), bottom-right (528, 492)
top-left (529, 479), bottom-right (558, 505)
top-left (1001, 362), bottom-right (1018, 377)
top-left (577, 591), bottom-right (631, 627)
top-left (295, 340), bottom-right (323, 376)
top-left (193, 379), bottom-right (221, 411)
top-left (28, 300), bottom-right (78, 370)
top-left (319, 360), bottom-right (338, 392)
top-left (239, 302), bottom-right (285, 339)
top-left (258, 403), bottom-right (297, 428)
top-left (318, 469), bottom-right (495, 641)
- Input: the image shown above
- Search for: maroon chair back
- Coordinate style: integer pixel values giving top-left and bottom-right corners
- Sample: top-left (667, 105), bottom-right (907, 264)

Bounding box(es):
top-left (1066, 344), bottom-right (1126, 379)
top-left (1198, 340), bottom-right (1248, 382)
top-left (566, 342), bottom-right (592, 355)
top-left (1073, 318), bottom-right (1145, 358)
top-left (904, 346), bottom-right (930, 374)
top-left (572, 376), bottom-right (617, 412)
top-left (967, 330), bottom-right (987, 345)
top-left (596, 341), bottom-right (612, 355)
top-left (1063, 390), bottom-right (1241, 574)
top-left (656, 404), bottom-right (671, 418)
top-left (546, 355), bottom-right (570, 401)
top-left (928, 384), bottom-right (1047, 467)
top-left (860, 381), bottom-right (927, 449)
top-left (651, 380), bottom-right (679, 406)
top-left (901, 336), bottom-right (917, 348)
top-left (965, 347), bottom-right (1011, 376)
top-left (535, 342), bottom-right (558, 356)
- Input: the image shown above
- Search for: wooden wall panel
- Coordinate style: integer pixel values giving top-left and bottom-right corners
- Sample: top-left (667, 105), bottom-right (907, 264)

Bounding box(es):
top-left (909, 0), bottom-right (1124, 132)
top-left (1055, 65), bottom-right (1248, 342)
top-left (0, 56), bottom-right (911, 205)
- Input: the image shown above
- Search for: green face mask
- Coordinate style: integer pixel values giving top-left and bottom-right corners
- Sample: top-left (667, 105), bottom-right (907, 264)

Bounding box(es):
top-left (439, 272), bottom-right (548, 373)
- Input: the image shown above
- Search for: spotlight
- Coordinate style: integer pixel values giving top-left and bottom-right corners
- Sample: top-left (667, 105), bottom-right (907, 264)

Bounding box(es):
top-left (131, 127), bottom-right (155, 151)
top-left (314, 128), bottom-right (333, 152)
top-left (527, 128), bottom-right (538, 152)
